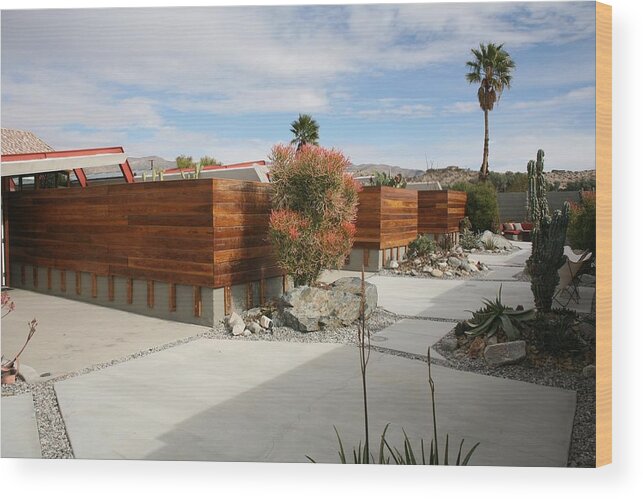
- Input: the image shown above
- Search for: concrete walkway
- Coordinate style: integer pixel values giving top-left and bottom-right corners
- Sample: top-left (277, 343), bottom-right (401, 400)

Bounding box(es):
top-left (1, 393), bottom-right (41, 458)
top-left (55, 339), bottom-right (575, 466)
top-left (371, 319), bottom-right (455, 360)
top-left (1, 289), bottom-right (207, 380)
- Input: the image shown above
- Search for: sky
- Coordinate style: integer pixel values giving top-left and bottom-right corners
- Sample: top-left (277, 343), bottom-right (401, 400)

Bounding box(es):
top-left (1, 1), bottom-right (596, 171)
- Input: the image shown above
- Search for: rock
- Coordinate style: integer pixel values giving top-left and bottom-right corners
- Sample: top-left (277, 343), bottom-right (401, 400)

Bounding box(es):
top-left (448, 256), bottom-right (463, 268)
top-left (389, 260), bottom-right (399, 269)
top-left (467, 337), bottom-right (486, 358)
top-left (410, 269), bottom-right (418, 276)
top-left (242, 329), bottom-right (252, 337)
top-left (259, 315), bottom-right (273, 329)
top-left (430, 269), bottom-right (443, 278)
top-left (247, 321), bottom-right (263, 334)
top-left (279, 278), bottom-right (378, 332)
top-left (461, 262), bottom-right (478, 273)
top-left (244, 307), bottom-right (262, 318)
top-left (413, 258), bottom-right (422, 266)
top-left (231, 323), bottom-right (245, 336)
top-left (582, 365), bottom-right (596, 379)
top-left (442, 338), bottom-right (458, 352)
top-left (483, 340), bottom-right (527, 367)
top-left (422, 266), bottom-right (432, 273)
top-left (437, 262), bottom-right (447, 269)
top-left (480, 230), bottom-right (514, 251)
top-left (227, 312), bottom-right (245, 332)
top-left (444, 271), bottom-right (453, 277)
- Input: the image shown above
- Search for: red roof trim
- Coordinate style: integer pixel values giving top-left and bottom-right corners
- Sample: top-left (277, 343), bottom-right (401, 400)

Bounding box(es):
top-left (163, 160), bottom-right (266, 174)
top-left (1, 146), bottom-right (125, 162)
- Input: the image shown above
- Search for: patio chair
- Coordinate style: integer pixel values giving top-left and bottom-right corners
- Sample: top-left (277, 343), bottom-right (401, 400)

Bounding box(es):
top-left (553, 250), bottom-right (593, 308)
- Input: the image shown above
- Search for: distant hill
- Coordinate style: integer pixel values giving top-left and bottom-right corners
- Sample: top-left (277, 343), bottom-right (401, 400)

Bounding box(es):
top-left (347, 163), bottom-right (425, 179)
top-left (127, 156), bottom-right (177, 173)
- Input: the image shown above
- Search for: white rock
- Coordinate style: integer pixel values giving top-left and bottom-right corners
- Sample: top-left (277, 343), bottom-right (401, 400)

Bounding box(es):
top-left (389, 260), bottom-right (399, 269)
top-left (247, 322), bottom-right (263, 334)
top-left (437, 262), bottom-right (447, 269)
top-left (484, 340), bottom-right (527, 367)
top-left (259, 315), bottom-right (273, 329)
top-left (422, 266), bottom-right (432, 273)
top-left (430, 269), bottom-right (443, 278)
top-left (232, 323), bottom-right (245, 336)
top-left (227, 311), bottom-right (244, 330)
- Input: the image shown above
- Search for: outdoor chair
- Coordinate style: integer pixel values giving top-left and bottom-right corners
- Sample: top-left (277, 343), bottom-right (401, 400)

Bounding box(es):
top-left (553, 250), bottom-right (593, 308)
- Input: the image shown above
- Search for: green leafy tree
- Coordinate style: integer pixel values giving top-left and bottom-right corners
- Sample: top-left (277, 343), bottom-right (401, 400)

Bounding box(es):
top-left (175, 155), bottom-right (196, 179)
top-left (466, 43), bottom-right (516, 181)
top-left (290, 114), bottom-right (320, 151)
top-left (199, 155), bottom-right (222, 167)
top-left (451, 181), bottom-right (499, 232)
top-left (568, 194), bottom-right (596, 255)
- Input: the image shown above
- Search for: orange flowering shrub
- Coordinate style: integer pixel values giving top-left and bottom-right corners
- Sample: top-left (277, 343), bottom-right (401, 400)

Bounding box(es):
top-left (269, 144), bottom-right (361, 286)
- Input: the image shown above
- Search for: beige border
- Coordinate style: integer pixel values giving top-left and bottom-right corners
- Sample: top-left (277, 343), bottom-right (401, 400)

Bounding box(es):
top-left (596, 1), bottom-right (612, 467)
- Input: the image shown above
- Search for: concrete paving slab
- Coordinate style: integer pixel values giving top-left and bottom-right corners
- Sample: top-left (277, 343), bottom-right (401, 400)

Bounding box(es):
top-left (473, 265), bottom-right (525, 281)
top-left (372, 319), bottom-right (455, 359)
top-left (1, 289), bottom-right (207, 380)
top-left (1, 394), bottom-right (42, 458)
top-left (368, 275), bottom-right (594, 319)
top-left (471, 247), bottom-right (531, 268)
top-left (55, 339), bottom-right (575, 466)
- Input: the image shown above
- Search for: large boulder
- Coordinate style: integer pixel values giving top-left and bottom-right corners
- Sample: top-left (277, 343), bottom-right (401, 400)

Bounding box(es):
top-left (279, 277), bottom-right (378, 332)
top-left (479, 230), bottom-right (514, 251)
top-left (483, 340), bottom-right (527, 367)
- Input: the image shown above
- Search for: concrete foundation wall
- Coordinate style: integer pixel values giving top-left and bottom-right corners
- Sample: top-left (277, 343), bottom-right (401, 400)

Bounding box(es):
top-left (9, 263), bottom-right (284, 327)
top-left (343, 245), bottom-right (409, 272)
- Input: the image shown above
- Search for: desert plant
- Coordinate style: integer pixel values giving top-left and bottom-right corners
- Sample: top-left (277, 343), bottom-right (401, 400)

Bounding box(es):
top-left (465, 43), bottom-right (516, 180)
top-left (370, 171), bottom-right (407, 188)
top-left (269, 144), bottom-right (360, 287)
top-left (199, 155), bottom-right (222, 167)
top-left (465, 285), bottom-right (535, 341)
top-left (451, 181), bottom-right (499, 232)
top-left (408, 234), bottom-right (436, 258)
top-left (290, 113), bottom-right (320, 151)
top-left (459, 216), bottom-right (472, 232)
top-left (1, 292), bottom-right (38, 385)
top-left (176, 155), bottom-right (196, 179)
top-left (460, 228), bottom-right (479, 250)
top-left (527, 203), bottom-right (571, 313)
top-left (526, 149), bottom-right (550, 226)
top-left (568, 194), bottom-right (596, 255)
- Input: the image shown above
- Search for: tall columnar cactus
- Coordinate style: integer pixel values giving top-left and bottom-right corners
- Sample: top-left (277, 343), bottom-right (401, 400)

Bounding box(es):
top-left (526, 149), bottom-right (549, 226)
top-left (526, 202), bottom-right (570, 312)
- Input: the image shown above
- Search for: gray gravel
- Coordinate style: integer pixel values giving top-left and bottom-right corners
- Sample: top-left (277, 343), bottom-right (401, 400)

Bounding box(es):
top-left (205, 307), bottom-right (398, 345)
top-left (432, 331), bottom-right (595, 467)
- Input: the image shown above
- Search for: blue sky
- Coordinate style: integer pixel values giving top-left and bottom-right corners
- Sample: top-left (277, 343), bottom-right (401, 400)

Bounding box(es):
top-left (1, 1), bottom-right (596, 171)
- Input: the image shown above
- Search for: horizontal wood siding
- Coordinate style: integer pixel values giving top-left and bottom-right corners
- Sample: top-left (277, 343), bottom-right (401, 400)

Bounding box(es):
top-left (418, 190), bottom-right (467, 234)
top-left (354, 186), bottom-right (418, 249)
top-left (211, 180), bottom-right (283, 288)
top-left (8, 179), bottom-right (284, 289)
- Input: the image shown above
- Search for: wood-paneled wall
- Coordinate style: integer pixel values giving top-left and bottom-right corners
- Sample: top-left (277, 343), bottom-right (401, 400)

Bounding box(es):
top-left (418, 190), bottom-right (467, 234)
top-left (7, 179), bottom-right (283, 289)
top-left (354, 186), bottom-right (418, 249)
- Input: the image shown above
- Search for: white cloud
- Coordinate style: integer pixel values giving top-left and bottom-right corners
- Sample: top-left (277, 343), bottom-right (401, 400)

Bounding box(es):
top-left (510, 86), bottom-right (595, 111)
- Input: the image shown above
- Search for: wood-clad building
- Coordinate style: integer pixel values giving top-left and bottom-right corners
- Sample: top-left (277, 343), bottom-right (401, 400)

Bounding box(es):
top-left (347, 186), bottom-right (418, 271)
top-left (4, 178), bottom-right (286, 325)
top-left (417, 190), bottom-right (467, 235)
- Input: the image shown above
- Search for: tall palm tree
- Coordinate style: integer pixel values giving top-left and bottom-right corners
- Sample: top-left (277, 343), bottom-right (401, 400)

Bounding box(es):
top-left (290, 113), bottom-right (319, 151)
top-left (466, 43), bottom-right (515, 181)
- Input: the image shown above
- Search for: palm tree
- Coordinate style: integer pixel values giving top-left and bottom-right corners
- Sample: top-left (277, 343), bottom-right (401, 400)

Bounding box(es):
top-left (466, 43), bottom-right (516, 181)
top-left (290, 113), bottom-right (319, 151)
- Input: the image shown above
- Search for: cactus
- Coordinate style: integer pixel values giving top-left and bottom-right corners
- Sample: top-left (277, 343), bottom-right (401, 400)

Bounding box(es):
top-left (526, 202), bottom-right (570, 312)
top-left (526, 149), bottom-right (549, 226)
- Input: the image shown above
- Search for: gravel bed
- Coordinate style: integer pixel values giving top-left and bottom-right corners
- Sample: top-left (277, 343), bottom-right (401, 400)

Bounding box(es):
top-left (205, 307), bottom-right (399, 345)
top-left (432, 331), bottom-right (596, 467)
top-left (378, 268), bottom-right (492, 280)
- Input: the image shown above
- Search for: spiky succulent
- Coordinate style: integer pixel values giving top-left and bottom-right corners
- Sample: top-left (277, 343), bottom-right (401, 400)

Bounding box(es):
top-left (465, 285), bottom-right (535, 341)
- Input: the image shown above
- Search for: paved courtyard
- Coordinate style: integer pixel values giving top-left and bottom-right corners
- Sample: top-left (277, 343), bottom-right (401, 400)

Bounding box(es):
top-left (1, 242), bottom-right (594, 465)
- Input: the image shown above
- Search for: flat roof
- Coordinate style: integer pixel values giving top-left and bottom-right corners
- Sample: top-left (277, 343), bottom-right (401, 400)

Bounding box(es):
top-left (1, 147), bottom-right (128, 177)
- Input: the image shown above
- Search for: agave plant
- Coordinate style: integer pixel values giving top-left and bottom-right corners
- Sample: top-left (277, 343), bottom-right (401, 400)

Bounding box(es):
top-left (465, 285), bottom-right (535, 341)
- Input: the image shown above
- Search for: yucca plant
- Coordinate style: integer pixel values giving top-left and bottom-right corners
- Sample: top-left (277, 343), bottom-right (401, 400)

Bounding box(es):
top-left (465, 285), bottom-right (535, 341)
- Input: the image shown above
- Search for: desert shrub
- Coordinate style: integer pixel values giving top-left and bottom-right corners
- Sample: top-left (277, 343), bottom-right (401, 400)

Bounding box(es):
top-left (408, 234), bottom-right (436, 258)
top-left (568, 194), bottom-right (596, 254)
top-left (451, 181), bottom-right (499, 232)
top-left (370, 171), bottom-right (407, 188)
top-left (269, 144), bottom-right (360, 286)
top-left (460, 228), bottom-right (479, 250)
